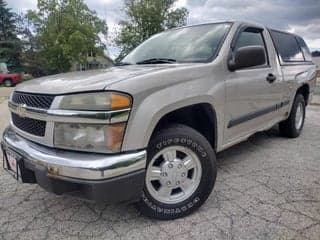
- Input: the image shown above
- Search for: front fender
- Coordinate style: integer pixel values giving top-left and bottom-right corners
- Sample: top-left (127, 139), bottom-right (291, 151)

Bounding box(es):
top-left (121, 82), bottom-right (224, 152)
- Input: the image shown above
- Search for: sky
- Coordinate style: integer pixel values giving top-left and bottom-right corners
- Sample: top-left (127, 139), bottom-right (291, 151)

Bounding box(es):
top-left (7, 0), bottom-right (320, 59)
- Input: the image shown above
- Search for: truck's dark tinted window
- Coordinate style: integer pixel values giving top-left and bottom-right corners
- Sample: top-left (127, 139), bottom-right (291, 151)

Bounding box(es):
top-left (270, 30), bottom-right (304, 62)
top-left (296, 36), bottom-right (312, 62)
top-left (235, 29), bottom-right (267, 66)
top-left (235, 31), bottom-right (265, 50)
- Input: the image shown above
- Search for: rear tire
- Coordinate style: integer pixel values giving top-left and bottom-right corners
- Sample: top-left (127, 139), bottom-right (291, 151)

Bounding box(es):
top-left (136, 124), bottom-right (217, 220)
top-left (279, 94), bottom-right (306, 138)
top-left (3, 78), bottom-right (13, 87)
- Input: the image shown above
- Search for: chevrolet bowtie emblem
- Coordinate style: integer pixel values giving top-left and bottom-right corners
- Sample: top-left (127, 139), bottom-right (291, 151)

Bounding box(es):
top-left (16, 104), bottom-right (28, 118)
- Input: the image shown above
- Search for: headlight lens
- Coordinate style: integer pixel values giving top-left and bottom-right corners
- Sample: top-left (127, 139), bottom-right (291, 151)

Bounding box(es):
top-left (55, 92), bottom-right (131, 152)
top-left (58, 92), bottom-right (131, 111)
top-left (54, 123), bottom-right (126, 153)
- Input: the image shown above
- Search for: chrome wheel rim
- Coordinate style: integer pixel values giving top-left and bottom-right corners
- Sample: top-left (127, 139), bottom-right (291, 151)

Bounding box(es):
top-left (295, 103), bottom-right (304, 130)
top-left (145, 146), bottom-right (202, 204)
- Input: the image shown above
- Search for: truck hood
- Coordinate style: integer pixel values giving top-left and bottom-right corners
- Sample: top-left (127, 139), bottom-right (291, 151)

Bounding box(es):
top-left (14, 65), bottom-right (180, 95)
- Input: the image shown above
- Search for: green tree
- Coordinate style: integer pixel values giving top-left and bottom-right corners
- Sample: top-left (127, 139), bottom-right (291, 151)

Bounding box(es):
top-left (27, 0), bottom-right (108, 73)
top-left (0, 0), bottom-right (21, 71)
top-left (16, 13), bottom-right (48, 76)
top-left (115, 0), bottom-right (188, 61)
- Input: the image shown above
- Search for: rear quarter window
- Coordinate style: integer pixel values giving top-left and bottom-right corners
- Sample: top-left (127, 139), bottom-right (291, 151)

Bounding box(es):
top-left (270, 30), bottom-right (305, 62)
top-left (296, 36), bottom-right (312, 62)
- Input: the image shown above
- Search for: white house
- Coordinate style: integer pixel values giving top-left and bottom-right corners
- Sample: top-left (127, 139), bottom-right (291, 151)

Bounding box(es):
top-left (71, 52), bottom-right (114, 72)
top-left (0, 62), bottom-right (8, 73)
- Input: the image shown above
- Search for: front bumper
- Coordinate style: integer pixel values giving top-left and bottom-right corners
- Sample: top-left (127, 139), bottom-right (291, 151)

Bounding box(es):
top-left (1, 126), bottom-right (147, 203)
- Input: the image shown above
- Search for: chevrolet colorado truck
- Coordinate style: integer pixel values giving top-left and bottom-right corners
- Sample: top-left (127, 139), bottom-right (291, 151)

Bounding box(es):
top-left (1, 21), bottom-right (316, 220)
top-left (0, 72), bottom-right (21, 87)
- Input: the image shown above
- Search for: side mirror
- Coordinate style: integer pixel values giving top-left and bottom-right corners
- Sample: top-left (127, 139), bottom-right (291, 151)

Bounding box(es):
top-left (228, 46), bottom-right (266, 71)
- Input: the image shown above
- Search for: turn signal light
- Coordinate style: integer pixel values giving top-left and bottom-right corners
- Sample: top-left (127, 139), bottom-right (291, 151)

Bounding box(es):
top-left (111, 93), bottom-right (131, 109)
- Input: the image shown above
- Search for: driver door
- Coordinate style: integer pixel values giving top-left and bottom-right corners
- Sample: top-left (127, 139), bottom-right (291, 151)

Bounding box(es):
top-left (224, 25), bottom-right (283, 144)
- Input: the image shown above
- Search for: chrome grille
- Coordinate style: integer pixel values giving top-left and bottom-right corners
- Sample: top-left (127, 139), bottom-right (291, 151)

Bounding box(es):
top-left (12, 92), bottom-right (55, 109)
top-left (11, 113), bottom-right (46, 137)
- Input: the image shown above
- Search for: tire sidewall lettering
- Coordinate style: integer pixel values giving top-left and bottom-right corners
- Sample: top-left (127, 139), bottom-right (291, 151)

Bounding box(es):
top-left (142, 192), bottom-right (201, 215)
top-left (155, 137), bottom-right (208, 159)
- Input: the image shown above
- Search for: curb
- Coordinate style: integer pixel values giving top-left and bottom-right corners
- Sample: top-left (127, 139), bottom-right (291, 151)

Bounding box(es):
top-left (310, 102), bottom-right (320, 106)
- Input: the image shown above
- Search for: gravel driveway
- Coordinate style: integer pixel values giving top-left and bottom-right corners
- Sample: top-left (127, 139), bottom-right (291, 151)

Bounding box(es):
top-left (0, 90), bottom-right (320, 240)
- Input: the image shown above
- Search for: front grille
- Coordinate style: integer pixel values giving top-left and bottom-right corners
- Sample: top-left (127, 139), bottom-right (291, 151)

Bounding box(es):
top-left (12, 113), bottom-right (46, 137)
top-left (12, 92), bottom-right (55, 109)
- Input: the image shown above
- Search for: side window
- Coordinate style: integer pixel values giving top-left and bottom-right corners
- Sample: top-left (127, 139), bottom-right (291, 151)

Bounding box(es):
top-left (234, 28), bottom-right (268, 66)
top-left (296, 36), bottom-right (312, 62)
top-left (270, 30), bottom-right (304, 62)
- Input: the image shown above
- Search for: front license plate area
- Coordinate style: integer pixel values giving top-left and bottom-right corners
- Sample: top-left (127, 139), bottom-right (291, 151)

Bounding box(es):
top-left (3, 149), bottom-right (22, 181)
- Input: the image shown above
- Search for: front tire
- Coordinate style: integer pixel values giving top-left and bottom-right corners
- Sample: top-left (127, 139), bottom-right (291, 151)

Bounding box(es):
top-left (136, 124), bottom-right (217, 220)
top-left (279, 94), bottom-right (306, 138)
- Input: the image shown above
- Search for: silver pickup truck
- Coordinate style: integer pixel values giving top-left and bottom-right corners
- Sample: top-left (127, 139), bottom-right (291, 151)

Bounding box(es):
top-left (1, 21), bottom-right (316, 220)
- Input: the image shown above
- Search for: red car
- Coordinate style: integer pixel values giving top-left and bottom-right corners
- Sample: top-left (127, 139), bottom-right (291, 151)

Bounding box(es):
top-left (0, 73), bottom-right (21, 87)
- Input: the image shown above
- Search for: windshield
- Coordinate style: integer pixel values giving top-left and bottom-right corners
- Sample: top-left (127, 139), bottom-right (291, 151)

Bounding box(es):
top-left (121, 23), bottom-right (231, 64)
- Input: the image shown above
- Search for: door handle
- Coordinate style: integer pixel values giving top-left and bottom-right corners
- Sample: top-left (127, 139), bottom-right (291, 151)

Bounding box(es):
top-left (266, 73), bottom-right (276, 83)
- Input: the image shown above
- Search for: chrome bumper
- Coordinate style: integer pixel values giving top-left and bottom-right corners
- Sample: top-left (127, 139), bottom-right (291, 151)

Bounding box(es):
top-left (1, 127), bottom-right (147, 181)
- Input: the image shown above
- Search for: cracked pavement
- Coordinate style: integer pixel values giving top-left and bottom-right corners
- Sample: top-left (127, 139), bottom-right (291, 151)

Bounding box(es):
top-left (0, 90), bottom-right (320, 239)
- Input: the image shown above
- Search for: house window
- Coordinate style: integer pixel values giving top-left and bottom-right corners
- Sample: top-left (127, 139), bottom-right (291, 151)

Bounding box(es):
top-left (88, 51), bottom-right (96, 58)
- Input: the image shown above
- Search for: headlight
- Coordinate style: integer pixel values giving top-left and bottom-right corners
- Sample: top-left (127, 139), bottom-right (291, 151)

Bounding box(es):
top-left (54, 123), bottom-right (126, 153)
top-left (58, 92), bottom-right (131, 110)
top-left (54, 91), bottom-right (131, 153)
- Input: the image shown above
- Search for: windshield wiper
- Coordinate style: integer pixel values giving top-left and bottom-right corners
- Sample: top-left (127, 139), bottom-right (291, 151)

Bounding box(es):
top-left (115, 61), bottom-right (132, 66)
top-left (136, 58), bottom-right (177, 65)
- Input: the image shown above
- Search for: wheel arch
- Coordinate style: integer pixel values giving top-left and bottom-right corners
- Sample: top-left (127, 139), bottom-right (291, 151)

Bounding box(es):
top-left (296, 83), bottom-right (310, 105)
top-left (148, 103), bottom-right (218, 152)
